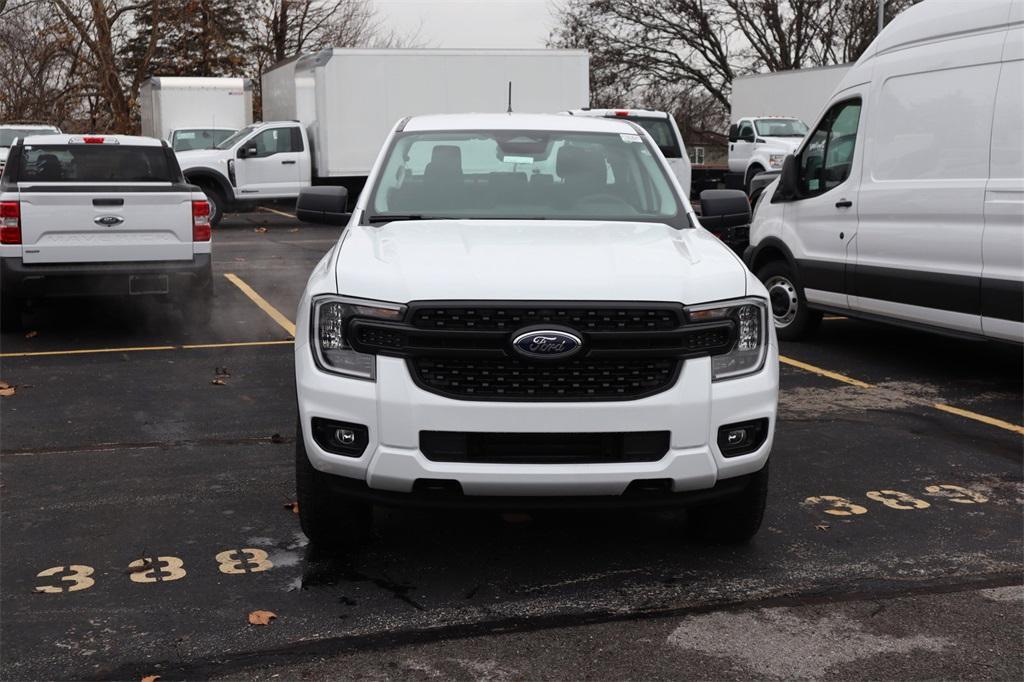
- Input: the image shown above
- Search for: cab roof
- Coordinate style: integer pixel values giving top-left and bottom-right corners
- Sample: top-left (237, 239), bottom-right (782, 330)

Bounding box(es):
top-left (20, 134), bottom-right (165, 147)
top-left (566, 108), bottom-right (671, 120)
top-left (1, 123), bottom-right (61, 130)
top-left (402, 113), bottom-right (640, 135)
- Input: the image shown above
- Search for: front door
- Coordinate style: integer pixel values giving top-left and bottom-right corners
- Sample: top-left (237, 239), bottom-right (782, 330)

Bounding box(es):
top-left (782, 93), bottom-right (865, 312)
top-left (234, 126), bottom-right (303, 197)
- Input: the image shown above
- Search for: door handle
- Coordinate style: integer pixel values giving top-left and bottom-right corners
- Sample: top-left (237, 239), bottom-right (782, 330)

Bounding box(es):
top-left (281, 160), bottom-right (296, 165)
top-left (835, 200), bottom-right (853, 208)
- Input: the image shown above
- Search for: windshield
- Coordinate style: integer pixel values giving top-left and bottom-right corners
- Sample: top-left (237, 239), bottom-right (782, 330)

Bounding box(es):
top-left (366, 130), bottom-right (683, 226)
top-left (0, 128), bottom-right (58, 147)
top-left (625, 117), bottom-right (681, 158)
top-left (754, 119), bottom-right (808, 137)
top-left (215, 125), bottom-right (257, 150)
top-left (17, 145), bottom-right (172, 182)
top-left (172, 128), bottom-right (236, 151)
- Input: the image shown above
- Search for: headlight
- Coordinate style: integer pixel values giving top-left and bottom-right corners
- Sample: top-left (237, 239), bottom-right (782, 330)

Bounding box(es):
top-left (687, 298), bottom-right (768, 380)
top-left (768, 154), bottom-right (786, 169)
top-left (311, 295), bottom-right (406, 380)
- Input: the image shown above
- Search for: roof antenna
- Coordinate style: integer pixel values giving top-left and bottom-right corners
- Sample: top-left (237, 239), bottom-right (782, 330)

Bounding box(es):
top-left (506, 81), bottom-right (513, 114)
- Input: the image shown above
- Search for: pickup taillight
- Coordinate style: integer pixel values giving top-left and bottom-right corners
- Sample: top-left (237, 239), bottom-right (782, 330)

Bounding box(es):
top-left (192, 200), bottom-right (211, 241)
top-left (0, 201), bottom-right (21, 244)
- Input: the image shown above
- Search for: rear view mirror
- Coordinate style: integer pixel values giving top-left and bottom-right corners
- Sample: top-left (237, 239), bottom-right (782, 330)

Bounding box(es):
top-left (778, 154), bottom-right (800, 200)
top-left (297, 186), bottom-right (350, 226)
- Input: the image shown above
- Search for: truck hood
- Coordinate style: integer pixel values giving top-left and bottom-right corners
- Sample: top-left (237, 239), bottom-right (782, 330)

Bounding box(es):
top-left (174, 147), bottom-right (229, 170)
top-left (759, 136), bottom-right (802, 153)
top-left (334, 220), bottom-right (747, 304)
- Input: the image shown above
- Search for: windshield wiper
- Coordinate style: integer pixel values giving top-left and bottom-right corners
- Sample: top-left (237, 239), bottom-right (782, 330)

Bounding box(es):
top-left (367, 214), bottom-right (450, 224)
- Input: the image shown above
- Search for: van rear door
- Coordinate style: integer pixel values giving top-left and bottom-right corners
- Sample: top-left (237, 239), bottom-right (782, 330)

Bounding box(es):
top-left (16, 140), bottom-right (193, 264)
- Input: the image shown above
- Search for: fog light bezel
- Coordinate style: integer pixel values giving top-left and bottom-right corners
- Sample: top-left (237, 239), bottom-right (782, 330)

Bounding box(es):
top-left (716, 418), bottom-right (769, 457)
top-left (311, 417), bottom-right (369, 458)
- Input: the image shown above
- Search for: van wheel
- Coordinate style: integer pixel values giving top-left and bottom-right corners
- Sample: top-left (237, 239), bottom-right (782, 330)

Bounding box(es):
top-left (757, 261), bottom-right (821, 341)
top-left (745, 164), bottom-right (765, 194)
top-left (295, 420), bottom-right (373, 548)
top-left (1, 294), bottom-right (23, 333)
top-left (688, 463), bottom-right (769, 544)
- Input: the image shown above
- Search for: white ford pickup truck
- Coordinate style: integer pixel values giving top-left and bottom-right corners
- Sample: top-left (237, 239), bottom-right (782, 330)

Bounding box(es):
top-left (292, 113), bottom-right (778, 549)
top-left (728, 117), bottom-right (808, 191)
top-left (0, 134), bottom-right (213, 330)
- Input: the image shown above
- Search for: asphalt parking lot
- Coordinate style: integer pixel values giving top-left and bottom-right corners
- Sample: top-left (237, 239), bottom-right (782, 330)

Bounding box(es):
top-left (1, 211), bottom-right (1021, 680)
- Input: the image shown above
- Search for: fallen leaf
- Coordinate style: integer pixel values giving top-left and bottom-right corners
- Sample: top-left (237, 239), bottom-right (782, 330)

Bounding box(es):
top-left (0, 381), bottom-right (15, 397)
top-left (211, 367), bottom-right (231, 386)
top-left (270, 433), bottom-right (284, 444)
top-left (210, 378), bottom-right (227, 386)
top-left (248, 610), bottom-right (277, 626)
top-left (284, 501), bottom-right (299, 514)
top-left (288, 228), bottom-right (298, 233)
top-left (127, 558), bottom-right (153, 574)
top-left (24, 330), bottom-right (38, 339)
top-left (254, 226), bottom-right (268, 234)
top-left (815, 523), bottom-right (830, 531)
top-left (141, 675), bottom-right (160, 682)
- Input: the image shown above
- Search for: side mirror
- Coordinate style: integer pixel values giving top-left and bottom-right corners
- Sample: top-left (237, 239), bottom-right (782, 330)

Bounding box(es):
top-left (296, 186), bottom-right (350, 226)
top-left (238, 145), bottom-right (257, 159)
top-left (698, 189), bottom-right (752, 253)
top-left (728, 124), bottom-right (738, 143)
top-left (777, 154), bottom-right (800, 201)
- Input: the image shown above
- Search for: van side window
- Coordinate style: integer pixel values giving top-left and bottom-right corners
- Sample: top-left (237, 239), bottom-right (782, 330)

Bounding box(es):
top-left (798, 99), bottom-right (861, 196)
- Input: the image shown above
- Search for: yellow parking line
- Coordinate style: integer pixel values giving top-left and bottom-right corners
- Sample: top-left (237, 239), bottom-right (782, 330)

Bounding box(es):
top-left (181, 340), bottom-right (294, 350)
top-left (780, 354), bottom-right (1023, 435)
top-left (0, 345), bottom-right (176, 359)
top-left (259, 206), bottom-right (296, 219)
top-left (823, 315), bottom-right (848, 320)
top-left (779, 355), bottom-right (874, 389)
top-left (932, 403), bottom-right (1024, 436)
top-left (223, 273), bottom-right (297, 337)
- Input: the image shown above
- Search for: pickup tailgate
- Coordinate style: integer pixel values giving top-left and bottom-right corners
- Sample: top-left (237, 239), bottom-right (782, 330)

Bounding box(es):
top-left (19, 188), bottom-right (193, 264)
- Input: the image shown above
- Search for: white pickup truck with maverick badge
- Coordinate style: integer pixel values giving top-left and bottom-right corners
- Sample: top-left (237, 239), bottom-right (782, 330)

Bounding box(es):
top-left (0, 134), bottom-right (212, 330)
top-left (292, 113), bottom-right (778, 549)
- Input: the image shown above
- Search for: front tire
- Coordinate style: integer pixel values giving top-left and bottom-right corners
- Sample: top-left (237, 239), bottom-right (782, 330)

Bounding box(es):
top-left (201, 186), bottom-right (226, 228)
top-left (295, 421), bottom-right (373, 548)
top-left (744, 164), bottom-right (765, 194)
top-left (688, 463), bottom-right (769, 543)
top-left (757, 260), bottom-right (822, 341)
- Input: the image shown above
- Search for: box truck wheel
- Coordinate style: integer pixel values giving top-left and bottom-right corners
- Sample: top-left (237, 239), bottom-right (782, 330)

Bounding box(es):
top-left (757, 261), bottom-right (821, 341)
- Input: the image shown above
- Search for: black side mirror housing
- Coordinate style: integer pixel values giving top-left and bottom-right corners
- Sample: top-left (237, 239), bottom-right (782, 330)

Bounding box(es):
top-left (296, 186), bottom-right (350, 225)
top-left (728, 124), bottom-right (738, 143)
top-left (698, 189), bottom-right (752, 254)
top-left (776, 154), bottom-right (800, 201)
top-left (238, 146), bottom-right (257, 159)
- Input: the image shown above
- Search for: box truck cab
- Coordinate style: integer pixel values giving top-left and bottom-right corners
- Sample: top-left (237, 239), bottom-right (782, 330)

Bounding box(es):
top-left (727, 117), bottom-right (808, 190)
top-left (566, 109), bottom-right (691, 198)
top-left (745, 0), bottom-right (1023, 344)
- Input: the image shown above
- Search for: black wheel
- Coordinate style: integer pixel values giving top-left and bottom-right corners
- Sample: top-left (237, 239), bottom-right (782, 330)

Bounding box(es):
top-left (201, 185), bottom-right (226, 228)
top-left (688, 463), bottom-right (769, 544)
top-left (744, 164), bottom-right (765, 194)
top-left (1, 294), bottom-right (22, 333)
top-left (757, 260), bottom-right (822, 341)
top-left (295, 420), bottom-right (373, 548)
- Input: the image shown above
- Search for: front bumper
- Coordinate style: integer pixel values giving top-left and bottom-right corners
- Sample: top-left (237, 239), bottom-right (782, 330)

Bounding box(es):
top-left (296, 344), bottom-right (779, 501)
top-left (0, 254), bottom-right (211, 298)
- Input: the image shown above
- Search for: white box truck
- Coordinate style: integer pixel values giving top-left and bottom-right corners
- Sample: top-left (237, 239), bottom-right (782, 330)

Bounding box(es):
top-left (139, 76), bottom-right (253, 151)
top-left (176, 49), bottom-right (590, 225)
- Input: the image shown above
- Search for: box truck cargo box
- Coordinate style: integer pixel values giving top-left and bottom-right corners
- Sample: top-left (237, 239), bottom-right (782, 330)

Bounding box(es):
top-left (140, 77), bottom-right (253, 150)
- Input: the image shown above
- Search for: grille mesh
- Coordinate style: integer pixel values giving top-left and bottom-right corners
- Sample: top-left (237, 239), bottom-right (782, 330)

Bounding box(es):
top-left (410, 306), bottom-right (681, 332)
top-left (411, 357), bottom-right (679, 400)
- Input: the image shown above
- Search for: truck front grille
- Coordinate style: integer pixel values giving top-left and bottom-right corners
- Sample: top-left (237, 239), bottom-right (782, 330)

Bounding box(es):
top-left (410, 357), bottom-right (680, 401)
top-left (410, 305), bottom-right (681, 331)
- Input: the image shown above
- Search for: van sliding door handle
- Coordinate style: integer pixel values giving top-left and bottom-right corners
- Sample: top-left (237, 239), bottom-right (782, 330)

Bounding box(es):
top-left (835, 200), bottom-right (853, 208)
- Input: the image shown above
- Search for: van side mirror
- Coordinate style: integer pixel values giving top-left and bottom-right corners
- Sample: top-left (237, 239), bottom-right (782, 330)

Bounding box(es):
top-left (296, 186), bottom-right (350, 225)
top-left (728, 124), bottom-right (738, 143)
top-left (777, 154), bottom-right (800, 201)
top-left (698, 189), bottom-right (751, 253)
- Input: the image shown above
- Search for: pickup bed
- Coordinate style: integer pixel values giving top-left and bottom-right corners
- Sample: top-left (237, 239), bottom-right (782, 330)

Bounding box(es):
top-left (0, 134), bottom-right (212, 330)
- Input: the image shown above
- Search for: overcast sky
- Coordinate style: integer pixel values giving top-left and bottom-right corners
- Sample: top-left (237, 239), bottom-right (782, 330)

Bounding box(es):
top-left (372, 0), bottom-right (560, 48)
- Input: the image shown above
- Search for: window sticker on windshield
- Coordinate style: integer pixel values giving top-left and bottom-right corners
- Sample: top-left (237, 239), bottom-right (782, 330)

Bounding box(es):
top-left (502, 155), bottom-right (534, 164)
top-left (620, 134), bottom-right (642, 143)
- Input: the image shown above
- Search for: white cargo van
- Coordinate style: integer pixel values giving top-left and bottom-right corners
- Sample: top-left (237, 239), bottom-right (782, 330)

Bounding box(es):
top-left (745, 0), bottom-right (1023, 344)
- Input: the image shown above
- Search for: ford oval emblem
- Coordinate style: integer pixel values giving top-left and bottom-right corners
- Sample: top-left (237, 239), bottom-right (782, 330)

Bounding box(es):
top-left (94, 215), bottom-right (124, 226)
top-left (512, 329), bottom-right (583, 360)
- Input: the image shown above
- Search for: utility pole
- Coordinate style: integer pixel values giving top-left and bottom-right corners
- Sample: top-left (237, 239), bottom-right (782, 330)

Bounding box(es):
top-left (878, 0), bottom-right (886, 34)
